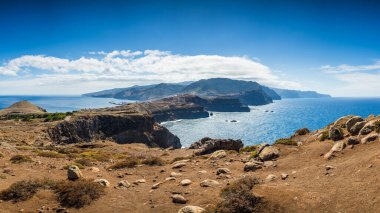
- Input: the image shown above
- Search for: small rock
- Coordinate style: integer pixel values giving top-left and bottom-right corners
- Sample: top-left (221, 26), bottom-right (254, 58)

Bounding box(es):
top-left (165, 177), bottom-right (176, 181)
top-left (259, 146), bottom-right (280, 161)
top-left (133, 179), bottom-right (146, 185)
top-left (325, 165), bottom-right (335, 171)
top-left (172, 194), bottom-right (187, 204)
top-left (347, 137), bottom-right (359, 145)
top-left (244, 161), bottom-right (262, 172)
top-left (94, 179), bottom-right (110, 187)
top-left (281, 173), bottom-right (288, 180)
top-left (67, 165), bottom-right (83, 180)
top-left (117, 180), bottom-right (130, 189)
top-left (361, 134), bottom-right (378, 144)
top-left (170, 172), bottom-right (182, 177)
top-left (172, 163), bottom-right (187, 169)
top-left (180, 179), bottom-right (192, 186)
top-left (152, 182), bottom-right (163, 189)
top-left (89, 167), bottom-right (100, 173)
top-left (200, 179), bottom-right (220, 187)
top-left (208, 150), bottom-right (227, 160)
top-left (265, 174), bottom-right (277, 182)
top-left (216, 168), bottom-right (231, 175)
top-left (198, 170), bottom-right (207, 174)
top-left (178, 205), bottom-right (206, 213)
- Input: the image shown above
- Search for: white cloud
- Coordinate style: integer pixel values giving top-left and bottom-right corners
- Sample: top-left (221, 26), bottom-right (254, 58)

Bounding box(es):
top-left (321, 61), bottom-right (380, 97)
top-left (0, 50), bottom-right (301, 94)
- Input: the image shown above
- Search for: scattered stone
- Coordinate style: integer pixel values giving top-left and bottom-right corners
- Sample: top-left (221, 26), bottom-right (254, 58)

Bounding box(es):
top-left (200, 179), bottom-right (220, 187)
top-left (133, 179), bottom-right (146, 185)
top-left (325, 165), bottom-right (335, 171)
top-left (244, 161), bottom-right (263, 172)
top-left (94, 179), bottom-right (110, 187)
top-left (178, 205), bottom-right (206, 213)
top-left (263, 161), bottom-right (275, 167)
top-left (117, 180), bottom-right (130, 189)
top-left (281, 173), bottom-right (289, 180)
top-left (170, 172), bottom-right (182, 177)
top-left (172, 162), bottom-right (187, 169)
top-left (165, 177), bottom-right (176, 181)
top-left (198, 170), bottom-right (207, 174)
top-left (180, 179), bottom-right (192, 186)
top-left (347, 136), bottom-right (360, 145)
top-left (208, 150), bottom-right (227, 160)
top-left (368, 164), bottom-right (373, 168)
top-left (152, 182), bottom-right (163, 189)
top-left (67, 165), bottom-right (83, 180)
top-left (329, 126), bottom-right (344, 141)
top-left (172, 194), bottom-right (187, 204)
top-left (361, 134), bottom-right (378, 144)
top-left (331, 141), bottom-right (346, 152)
top-left (265, 174), bottom-right (277, 182)
top-left (258, 146), bottom-right (280, 161)
top-left (216, 168), bottom-right (231, 175)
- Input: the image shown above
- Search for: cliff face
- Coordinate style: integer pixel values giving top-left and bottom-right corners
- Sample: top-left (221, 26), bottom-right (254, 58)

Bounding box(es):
top-left (48, 114), bottom-right (181, 149)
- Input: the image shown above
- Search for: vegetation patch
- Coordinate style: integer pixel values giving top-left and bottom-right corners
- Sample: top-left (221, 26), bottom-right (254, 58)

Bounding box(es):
top-left (0, 178), bottom-right (57, 202)
top-left (108, 157), bottom-right (139, 170)
top-left (214, 176), bottom-right (261, 213)
top-left (74, 158), bottom-right (94, 167)
top-left (249, 150), bottom-right (258, 159)
top-left (37, 151), bottom-right (65, 158)
top-left (374, 121), bottom-right (380, 133)
top-left (55, 180), bottom-right (105, 208)
top-left (0, 112), bottom-right (73, 122)
top-left (319, 131), bottom-right (330, 141)
top-left (170, 155), bottom-right (193, 163)
top-left (240, 145), bottom-right (257, 153)
top-left (274, 138), bottom-right (298, 146)
top-left (10, 155), bottom-right (33, 164)
top-left (79, 151), bottom-right (111, 162)
top-left (294, 128), bottom-right (310, 136)
top-left (141, 156), bottom-right (165, 166)
top-left (15, 146), bottom-right (34, 151)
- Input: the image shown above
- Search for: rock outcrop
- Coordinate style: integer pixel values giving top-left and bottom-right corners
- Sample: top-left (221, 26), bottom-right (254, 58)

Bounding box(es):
top-left (189, 137), bottom-right (244, 155)
top-left (48, 110), bottom-right (181, 148)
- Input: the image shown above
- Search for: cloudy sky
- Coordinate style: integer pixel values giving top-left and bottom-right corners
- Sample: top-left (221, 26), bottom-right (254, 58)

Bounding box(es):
top-left (1, 0), bottom-right (380, 96)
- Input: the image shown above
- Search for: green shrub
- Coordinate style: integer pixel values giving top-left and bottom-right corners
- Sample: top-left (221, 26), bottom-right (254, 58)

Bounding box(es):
top-left (319, 131), bottom-right (329, 141)
top-left (55, 180), bottom-right (105, 208)
top-left (374, 121), bottom-right (380, 133)
top-left (10, 155), bottom-right (33, 164)
top-left (249, 150), bottom-right (258, 159)
top-left (274, 138), bottom-right (297, 146)
top-left (74, 158), bottom-right (93, 167)
top-left (214, 176), bottom-right (261, 213)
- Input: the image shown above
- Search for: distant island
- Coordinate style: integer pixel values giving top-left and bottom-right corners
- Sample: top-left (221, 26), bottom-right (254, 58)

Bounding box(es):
top-left (84, 78), bottom-right (331, 106)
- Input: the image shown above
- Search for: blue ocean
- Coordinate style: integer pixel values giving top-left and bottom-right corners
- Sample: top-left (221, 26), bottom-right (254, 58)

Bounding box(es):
top-left (1, 96), bottom-right (380, 147)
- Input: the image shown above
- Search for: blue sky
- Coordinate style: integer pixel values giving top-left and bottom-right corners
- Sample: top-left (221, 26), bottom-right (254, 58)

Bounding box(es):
top-left (1, 0), bottom-right (380, 96)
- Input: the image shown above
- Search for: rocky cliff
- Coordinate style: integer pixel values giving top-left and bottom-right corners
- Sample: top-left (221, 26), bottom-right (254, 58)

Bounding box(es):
top-left (48, 106), bottom-right (181, 148)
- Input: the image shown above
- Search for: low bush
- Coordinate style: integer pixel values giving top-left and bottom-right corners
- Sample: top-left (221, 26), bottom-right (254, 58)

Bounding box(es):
top-left (214, 176), bottom-right (261, 213)
top-left (55, 180), bottom-right (105, 208)
top-left (374, 121), bottom-right (380, 133)
top-left (0, 178), bottom-right (56, 202)
top-left (319, 131), bottom-right (329, 141)
top-left (240, 145), bottom-right (257, 153)
top-left (10, 155), bottom-right (33, 164)
top-left (108, 157), bottom-right (139, 170)
top-left (274, 138), bottom-right (297, 146)
top-left (141, 156), bottom-right (165, 166)
top-left (37, 151), bottom-right (65, 158)
top-left (74, 158), bottom-right (94, 167)
top-left (249, 150), bottom-right (258, 159)
top-left (79, 151), bottom-right (111, 162)
top-left (294, 128), bottom-right (310, 136)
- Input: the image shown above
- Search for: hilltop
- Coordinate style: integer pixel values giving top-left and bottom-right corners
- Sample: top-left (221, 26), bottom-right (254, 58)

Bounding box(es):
top-left (0, 101), bottom-right (46, 116)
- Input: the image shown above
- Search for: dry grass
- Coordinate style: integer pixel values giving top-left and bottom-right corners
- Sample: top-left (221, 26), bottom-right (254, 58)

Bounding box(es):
top-left (274, 138), bottom-right (298, 146)
top-left (108, 157), bottom-right (139, 170)
top-left (10, 155), bottom-right (33, 164)
top-left (240, 145), bottom-right (257, 153)
top-left (74, 158), bottom-right (94, 167)
top-left (55, 180), bottom-right (105, 208)
top-left (170, 155), bottom-right (193, 163)
top-left (0, 178), bottom-right (56, 202)
top-left (141, 156), bottom-right (165, 166)
top-left (37, 151), bottom-right (65, 158)
top-left (79, 150), bottom-right (111, 162)
top-left (214, 176), bottom-right (261, 213)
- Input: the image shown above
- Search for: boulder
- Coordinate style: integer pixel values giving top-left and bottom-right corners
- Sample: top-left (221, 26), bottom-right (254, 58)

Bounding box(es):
top-left (172, 194), bottom-right (187, 204)
top-left (244, 161), bottom-right (263, 172)
top-left (189, 137), bottom-right (243, 155)
top-left (180, 179), bottom-right (192, 186)
top-left (334, 115), bottom-right (354, 128)
top-left (347, 136), bottom-right (359, 145)
top-left (258, 146), bottom-right (280, 161)
top-left (67, 165), bottom-right (83, 180)
top-left (94, 179), bottom-right (110, 187)
top-left (200, 179), bottom-right (220, 187)
top-left (256, 143), bottom-right (269, 153)
top-left (208, 150), bottom-right (227, 160)
top-left (361, 134), bottom-right (379, 144)
top-left (216, 168), bottom-right (231, 175)
top-left (346, 116), bottom-right (364, 131)
top-left (349, 121), bottom-right (366, 135)
top-left (293, 128), bottom-right (310, 136)
top-left (178, 205), bottom-right (206, 213)
top-left (359, 123), bottom-right (375, 135)
top-left (324, 141), bottom-right (346, 160)
top-left (329, 126), bottom-right (344, 141)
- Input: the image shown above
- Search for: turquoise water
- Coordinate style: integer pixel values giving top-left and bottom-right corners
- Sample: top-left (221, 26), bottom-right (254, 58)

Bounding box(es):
top-left (1, 96), bottom-right (380, 147)
top-left (162, 98), bottom-right (380, 146)
top-left (0, 96), bottom-right (122, 112)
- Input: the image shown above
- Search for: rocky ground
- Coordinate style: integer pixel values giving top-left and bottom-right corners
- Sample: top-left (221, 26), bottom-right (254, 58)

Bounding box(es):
top-left (1, 102), bottom-right (380, 212)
